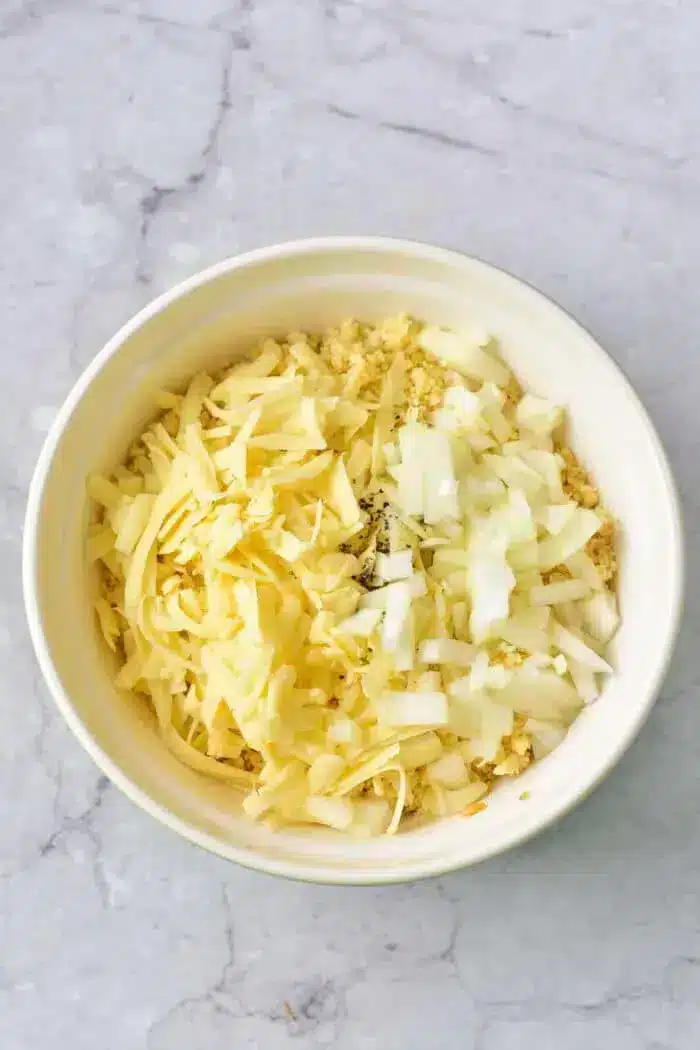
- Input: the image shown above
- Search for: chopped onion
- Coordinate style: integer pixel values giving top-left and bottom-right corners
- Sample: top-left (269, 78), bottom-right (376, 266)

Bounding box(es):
top-left (565, 550), bottom-right (603, 589)
top-left (526, 718), bottom-right (568, 759)
top-left (467, 550), bottom-right (516, 643)
top-left (378, 580), bottom-right (415, 670)
top-left (377, 690), bottom-right (449, 727)
top-left (567, 658), bottom-right (600, 705)
top-left (418, 637), bottom-right (475, 667)
top-left (530, 578), bottom-right (591, 605)
top-left (520, 449), bottom-right (565, 501)
top-left (394, 422), bottom-right (460, 524)
top-left (427, 752), bottom-right (469, 787)
top-left (538, 509), bottom-right (602, 570)
top-left (509, 541), bottom-right (540, 571)
top-left (416, 670), bottom-right (442, 691)
top-left (515, 393), bottom-right (562, 435)
top-left (375, 549), bottom-right (413, 583)
top-left (483, 454), bottom-right (544, 497)
top-left (433, 385), bottom-right (482, 432)
top-left (327, 718), bottom-right (361, 746)
top-left (418, 326), bottom-right (510, 386)
top-left (495, 669), bottom-right (582, 723)
top-left (551, 622), bottom-right (613, 673)
top-left (307, 753), bottom-right (345, 794)
top-left (351, 798), bottom-right (391, 837)
top-left (498, 617), bottom-right (550, 652)
top-left (306, 796), bottom-right (354, 830)
top-left (580, 590), bottom-right (620, 643)
top-left (361, 573), bottom-right (427, 610)
top-left (334, 608), bottom-right (382, 637)
top-left (538, 502), bottom-right (577, 534)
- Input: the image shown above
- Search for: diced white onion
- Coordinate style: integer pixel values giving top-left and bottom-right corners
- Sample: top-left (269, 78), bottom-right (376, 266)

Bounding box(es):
top-left (334, 608), bottom-right (382, 637)
top-left (529, 578), bottom-right (591, 605)
top-left (418, 638), bottom-right (475, 667)
top-left (551, 622), bottom-right (613, 673)
top-left (515, 393), bottom-right (562, 435)
top-left (427, 752), bottom-right (469, 787)
top-left (399, 731), bottom-right (443, 769)
top-left (307, 753), bottom-right (345, 794)
top-left (495, 670), bottom-right (581, 723)
top-left (361, 573), bottom-right (427, 610)
top-left (526, 718), bottom-right (568, 759)
top-left (377, 691), bottom-right (449, 726)
top-left (306, 796), bottom-right (354, 830)
top-left (567, 658), bottom-right (600, 705)
top-left (374, 549), bottom-right (414, 583)
top-left (418, 326), bottom-right (510, 386)
top-left (580, 590), bottom-right (620, 643)
top-left (538, 509), bottom-right (602, 570)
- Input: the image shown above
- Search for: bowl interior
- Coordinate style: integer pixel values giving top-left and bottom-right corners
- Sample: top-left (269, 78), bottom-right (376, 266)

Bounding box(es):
top-left (27, 241), bottom-right (681, 881)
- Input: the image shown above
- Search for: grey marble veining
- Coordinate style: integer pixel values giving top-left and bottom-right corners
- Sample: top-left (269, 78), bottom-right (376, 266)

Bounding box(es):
top-left (2, 1), bottom-right (699, 1047)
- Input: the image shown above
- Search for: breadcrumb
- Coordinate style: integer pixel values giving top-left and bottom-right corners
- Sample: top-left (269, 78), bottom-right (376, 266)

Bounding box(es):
top-left (541, 565), bottom-right (573, 585)
top-left (560, 446), bottom-right (599, 508)
top-left (490, 645), bottom-right (526, 669)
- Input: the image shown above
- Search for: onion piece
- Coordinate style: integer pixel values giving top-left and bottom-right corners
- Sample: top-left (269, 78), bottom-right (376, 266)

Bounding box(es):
top-left (567, 658), bottom-right (600, 705)
top-left (494, 669), bottom-right (582, 723)
top-left (498, 618), bottom-right (550, 652)
top-left (427, 752), bottom-right (469, 787)
top-left (399, 731), bottom-right (443, 769)
top-left (418, 326), bottom-right (510, 386)
top-left (515, 394), bottom-right (563, 435)
top-left (538, 502), bottom-right (577, 534)
top-left (376, 691), bottom-right (449, 727)
top-left (307, 753), bottom-right (345, 794)
top-left (334, 608), bottom-right (382, 637)
top-left (433, 385), bottom-right (482, 432)
top-left (351, 798), bottom-right (391, 837)
top-left (551, 622), bottom-right (613, 673)
top-left (361, 573), bottom-right (427, 610)
top-left (374, 549), bottom-right (414, 583)
top-left (538, 509), bottom-right (602, 570)
top-left (526, 718), bottom-right (568, 759)
top-left (467, 551), bottom-right (516, 643)
top-left (306, 796), bottom-right (354, 830)
top-left (418, 638), bottom-right (475, 667)
top-left (580, 590), bottom-right (620, 643)
top-left (530, 578), bottom-right (591, 605)
top-left (565, 550), bottom-right (603, 590)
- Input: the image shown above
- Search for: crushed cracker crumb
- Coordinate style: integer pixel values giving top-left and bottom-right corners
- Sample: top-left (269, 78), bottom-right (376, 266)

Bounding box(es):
top-left (560, 446), bottom-right (599, 508)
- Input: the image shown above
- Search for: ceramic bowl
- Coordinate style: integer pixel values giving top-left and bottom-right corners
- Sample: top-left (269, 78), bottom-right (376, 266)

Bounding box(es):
top-left (23, 237), bottom-right (683, 883)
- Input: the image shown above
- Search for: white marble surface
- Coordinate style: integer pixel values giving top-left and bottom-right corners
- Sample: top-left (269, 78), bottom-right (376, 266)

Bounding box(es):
top-left (2, 1), bottom-right (699, 1047)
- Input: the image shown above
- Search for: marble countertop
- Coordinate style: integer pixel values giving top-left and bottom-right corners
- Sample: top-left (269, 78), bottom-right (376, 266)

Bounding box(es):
top-left (3, 1), bottom-right (700, 1047)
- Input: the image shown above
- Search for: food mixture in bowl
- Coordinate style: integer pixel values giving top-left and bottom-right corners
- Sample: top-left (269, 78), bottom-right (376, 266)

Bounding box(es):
top-left (88, 315), bottom-right (618, 836)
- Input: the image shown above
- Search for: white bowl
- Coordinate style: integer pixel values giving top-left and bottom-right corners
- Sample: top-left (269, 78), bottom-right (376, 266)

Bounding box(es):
top-left (23, 237), bottom-right (683, 884)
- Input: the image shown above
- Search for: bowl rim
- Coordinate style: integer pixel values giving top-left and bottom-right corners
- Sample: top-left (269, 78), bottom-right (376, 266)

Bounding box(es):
top-left (23, 235), bottom-right (685, 885)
